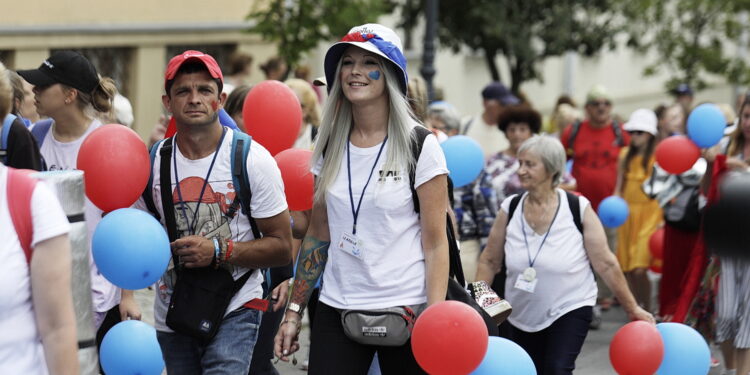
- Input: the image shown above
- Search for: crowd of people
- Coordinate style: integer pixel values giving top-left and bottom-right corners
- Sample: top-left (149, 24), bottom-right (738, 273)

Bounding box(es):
top-left (1, 21), bottom-right (749, 375)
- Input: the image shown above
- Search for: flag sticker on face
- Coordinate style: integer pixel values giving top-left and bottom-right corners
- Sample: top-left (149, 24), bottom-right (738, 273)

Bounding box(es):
top-left (368, 71), bottom-right (381, 80)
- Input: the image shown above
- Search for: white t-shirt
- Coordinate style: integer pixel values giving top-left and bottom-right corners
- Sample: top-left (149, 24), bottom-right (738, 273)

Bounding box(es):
top-left (38, 119), bottom-right (120, 315)
top-left (0, 166), bottom-right (70, 375)
top-left (312, 128), bottom-right (449, 309)
top-left (501, 189), bottom-right (597, 332)
top-left (136, 128), bottom-right (288, 332)
top-left (462, 115), bottom-right (509, 158)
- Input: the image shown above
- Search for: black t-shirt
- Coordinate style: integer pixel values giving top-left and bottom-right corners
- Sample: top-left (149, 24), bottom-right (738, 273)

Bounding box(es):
top-left (4, 117), bottom-right (43, 171)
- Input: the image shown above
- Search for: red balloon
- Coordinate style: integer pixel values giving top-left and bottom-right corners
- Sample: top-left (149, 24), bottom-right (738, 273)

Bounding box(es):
top-left (243, 80), bottom-right (302, 156)
top-left (274, 149), bottom-right (314, 211)
top-left (649, 228), bottom-right (665, 260)
top-left (610, 321), bottom-right (664, 375)
top-left (655, 136), bottom-right (701, 174)
top-left (411, 301), bottom-right (488, 375)
top-left (77, 124), bottom-right (150, 212)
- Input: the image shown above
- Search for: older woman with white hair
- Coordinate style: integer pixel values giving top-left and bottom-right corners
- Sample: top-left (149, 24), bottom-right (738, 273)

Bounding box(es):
top-left (475, 136), bottom-right (653, 375)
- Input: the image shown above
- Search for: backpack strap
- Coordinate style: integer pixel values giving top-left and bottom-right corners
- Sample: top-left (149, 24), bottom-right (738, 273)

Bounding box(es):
top-left (229, 131), bottom-right (261, 239)
top-left (158, 138), bottom-right (179, 243)
top-left (460, 116), bottom-right (473, 135)
top-left (565, 191), bottom-right (583, 234)
top-left (505, 191), bottom-right (582, 234)
top-left (30, 119), bottom-right (53, 147)
top-left (7, 168), bottom-right (37, 263)
top-left (409, 126), bottom-right (433, 214)
top-left (1, 114), bottom-right (16, 164)
top-left (612, 119), bottom-right (625, 147)
top-left (505, 194), bottom-right (523, 226)
top-left (142, 139), bottom-right (166, 221)
top-left (565, 120), bottom-right (582, 157)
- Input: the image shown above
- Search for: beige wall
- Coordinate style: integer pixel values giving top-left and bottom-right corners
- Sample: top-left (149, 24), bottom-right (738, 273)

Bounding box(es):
top-left (0, 0), bottom-right (254, 25)
top-left (0, 0), bottom-right (282, 140)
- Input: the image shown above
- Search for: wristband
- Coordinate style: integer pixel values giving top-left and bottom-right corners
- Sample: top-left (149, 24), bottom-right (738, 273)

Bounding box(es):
top-left (225, 239), bottom-right (234, 261)
top-left (212, 237), bottom-right (221, 268)
top-left (290, 215), bottom-right (295, 230)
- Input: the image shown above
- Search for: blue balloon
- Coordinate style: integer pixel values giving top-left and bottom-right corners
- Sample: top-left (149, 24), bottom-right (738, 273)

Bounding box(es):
top-left (218, 108), bottom-right (239, 130)
top-left (656, 323), bottom-right (710, 375)
top-left (441, 135), bottom-right (484, 188)
top-left (100, 320), bottom-right (164, 375)
top-left (92, 208), bottom-right (170, 290)
top-left (597, 196), bottom-right (629, 228)
top-left (687, 103), bottom-right (725, 148)
top-left (471, 337), bottom-right (536, 375)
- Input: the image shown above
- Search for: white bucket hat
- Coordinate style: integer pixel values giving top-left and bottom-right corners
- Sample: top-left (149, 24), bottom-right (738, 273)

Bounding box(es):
top-left (624, 108), bottom-right (658, 136)
top-left (323, 23), bottom-right (408, 94)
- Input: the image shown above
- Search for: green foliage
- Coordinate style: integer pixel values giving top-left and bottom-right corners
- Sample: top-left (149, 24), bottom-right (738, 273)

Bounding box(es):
top-left (247, 0), bottom-right (396, 68)
top-left (624, 0), bottom-right (750, 92)
top-left (426, 0), bottom-right (624, 93)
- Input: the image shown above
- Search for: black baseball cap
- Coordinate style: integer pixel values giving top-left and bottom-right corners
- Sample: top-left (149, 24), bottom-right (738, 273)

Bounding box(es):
top-left (17, 50), bottom-right (99, 93)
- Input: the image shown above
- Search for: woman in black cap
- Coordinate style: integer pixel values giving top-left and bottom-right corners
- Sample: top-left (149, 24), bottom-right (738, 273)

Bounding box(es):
top-left (17, 50), bottom-right (141, 366)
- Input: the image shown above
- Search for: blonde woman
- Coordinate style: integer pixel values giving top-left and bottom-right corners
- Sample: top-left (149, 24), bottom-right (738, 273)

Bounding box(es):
top-left (285, 78), bottom-right (322, 150)
top-left (275, 24), bottom-right (449, 374)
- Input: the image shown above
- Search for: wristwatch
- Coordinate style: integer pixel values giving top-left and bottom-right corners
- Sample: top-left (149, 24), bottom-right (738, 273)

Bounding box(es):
top-left (288, 302), bottom-right (304, 315)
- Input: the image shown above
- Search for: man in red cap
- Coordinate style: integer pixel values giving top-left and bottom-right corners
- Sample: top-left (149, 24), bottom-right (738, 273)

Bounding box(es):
top-left (139, 50), bottom-right (292, 374)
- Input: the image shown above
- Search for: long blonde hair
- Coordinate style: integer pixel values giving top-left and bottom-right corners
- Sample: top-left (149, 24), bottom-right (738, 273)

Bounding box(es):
top-left (311, 55), bottom-right (416, 203)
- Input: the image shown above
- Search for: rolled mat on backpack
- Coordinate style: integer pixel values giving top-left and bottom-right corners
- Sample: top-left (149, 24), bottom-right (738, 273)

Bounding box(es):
top-left (35, 170), bottom-right (98, 375)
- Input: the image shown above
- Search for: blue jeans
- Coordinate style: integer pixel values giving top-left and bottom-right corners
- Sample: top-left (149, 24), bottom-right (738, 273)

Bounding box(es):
top-left (157, 307), bottom-right (262, 375)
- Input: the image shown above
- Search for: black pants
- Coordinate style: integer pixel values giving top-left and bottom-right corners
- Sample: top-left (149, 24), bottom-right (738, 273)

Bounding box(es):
top-left (509, 306), bottom-right (592, 375)
top-left (308, 302), bottom-right (426, 375)
top-left (96, 305), bottom-right (122, 374)
top-left (248, 265), bottom-right (293, 375)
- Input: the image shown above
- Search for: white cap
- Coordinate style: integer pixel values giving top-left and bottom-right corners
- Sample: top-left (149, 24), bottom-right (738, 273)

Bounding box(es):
top-left (624, 108), bottom-right (657, 136)
top-left (113, 93), bottom-right (134, 127)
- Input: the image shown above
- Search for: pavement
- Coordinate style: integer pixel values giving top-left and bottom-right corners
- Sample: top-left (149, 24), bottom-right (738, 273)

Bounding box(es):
top-left (134, 281), bottom-right (727, 375)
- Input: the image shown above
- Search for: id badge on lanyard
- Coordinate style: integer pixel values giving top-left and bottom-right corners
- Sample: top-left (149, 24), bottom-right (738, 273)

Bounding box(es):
top-left (338, 232), bottom-right (365, 260)
top-left (343, 135), bottom-right (387, 262)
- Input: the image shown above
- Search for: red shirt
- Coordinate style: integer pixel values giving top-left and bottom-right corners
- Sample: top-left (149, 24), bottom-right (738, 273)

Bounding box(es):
top-left (561, 119), bottom-right (630, 211)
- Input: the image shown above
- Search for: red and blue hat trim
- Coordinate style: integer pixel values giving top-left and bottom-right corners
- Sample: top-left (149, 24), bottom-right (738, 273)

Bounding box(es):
top-left (325, 32), bottom-right (409, 94)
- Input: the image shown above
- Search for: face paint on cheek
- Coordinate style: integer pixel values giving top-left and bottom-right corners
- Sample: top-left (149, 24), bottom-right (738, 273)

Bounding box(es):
top-left (211, 100), bottom-right (219, 111)
top-left (368, 70), bottom-right (381, 80)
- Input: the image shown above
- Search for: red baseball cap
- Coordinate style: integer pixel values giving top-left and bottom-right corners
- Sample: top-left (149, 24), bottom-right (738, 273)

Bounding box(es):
top-left (164, 50), bottom-right (223, 90)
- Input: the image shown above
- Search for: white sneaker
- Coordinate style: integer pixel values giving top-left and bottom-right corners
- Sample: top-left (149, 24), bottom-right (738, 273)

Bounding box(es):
top-left (469, 280), bottom-right (512, 325)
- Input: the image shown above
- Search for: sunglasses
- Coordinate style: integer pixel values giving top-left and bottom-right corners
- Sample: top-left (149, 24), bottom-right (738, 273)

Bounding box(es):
top-left (587, 100), bottom-right (611, 107)
top-left (628, 130), bottom-right (648, 136)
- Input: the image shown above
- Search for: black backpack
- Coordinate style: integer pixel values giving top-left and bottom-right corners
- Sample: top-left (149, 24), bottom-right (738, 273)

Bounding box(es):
top-left (663, 181), bottom-right (702, 232)
top-left (407, 126), bottom-right (499, 336)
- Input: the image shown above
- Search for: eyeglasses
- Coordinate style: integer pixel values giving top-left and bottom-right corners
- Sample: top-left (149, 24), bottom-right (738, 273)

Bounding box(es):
top-left (587, 100), bottom-right (611, 107)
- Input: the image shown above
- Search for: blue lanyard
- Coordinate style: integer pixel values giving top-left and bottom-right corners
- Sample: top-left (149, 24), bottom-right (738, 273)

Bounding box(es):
top-left (346, 135), bottom-right (387, 235)
top-left (173, 127), bottom-right (227, 235)
top-left (520, 192), bottom-right (561, 268)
